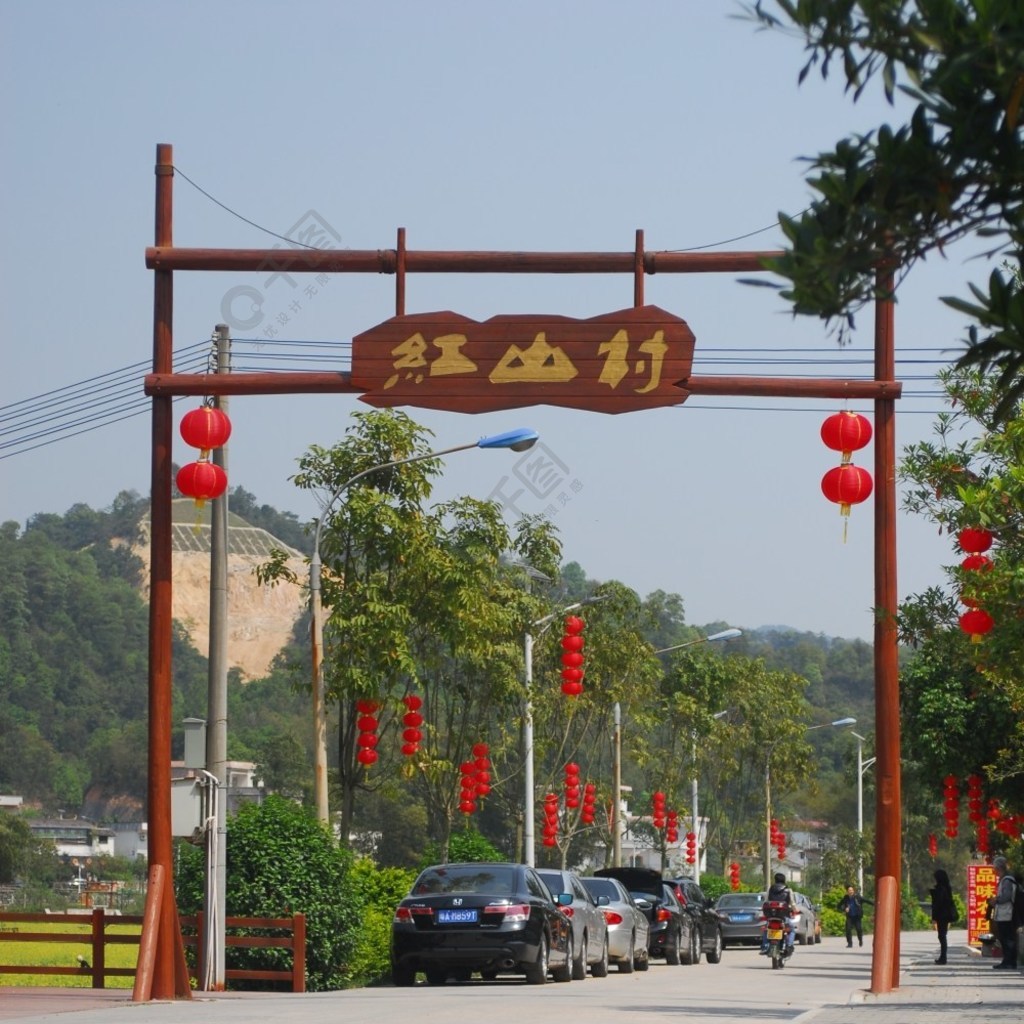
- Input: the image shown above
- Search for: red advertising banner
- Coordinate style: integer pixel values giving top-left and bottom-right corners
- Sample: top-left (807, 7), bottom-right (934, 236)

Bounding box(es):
top-left (966, 862), bottom-right (998, 945)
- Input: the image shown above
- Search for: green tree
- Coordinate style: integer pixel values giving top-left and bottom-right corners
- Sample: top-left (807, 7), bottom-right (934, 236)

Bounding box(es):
top-left (0, 814), bottom-right (34, 883)
top-left (898, 369), bottom-right (1023, 810)
top-left (745, 1), bottom-right (1024, 423)
top-left (176, 796), bottom-right (361, 991)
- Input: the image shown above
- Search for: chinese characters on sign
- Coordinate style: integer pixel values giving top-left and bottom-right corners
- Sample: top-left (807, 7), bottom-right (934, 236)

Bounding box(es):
top-left (351, 306), bottom-right (695, 413)
top-left (967, 863), bottom-right (998, 946)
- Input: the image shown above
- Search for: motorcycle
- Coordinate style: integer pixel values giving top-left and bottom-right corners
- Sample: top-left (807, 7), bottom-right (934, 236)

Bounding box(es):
top-left (761, 900), bottom-right (796, 969)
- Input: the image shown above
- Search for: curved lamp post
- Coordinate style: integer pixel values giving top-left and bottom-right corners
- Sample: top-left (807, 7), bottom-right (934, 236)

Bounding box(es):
top-left (764, 716), bottom-right (857, 887)
top-left (653, 628), bottom-right (742, 875)
top-left (310, 428), bottom-right (539, 822)
top-left (851, 731), bottom-right (876, 893)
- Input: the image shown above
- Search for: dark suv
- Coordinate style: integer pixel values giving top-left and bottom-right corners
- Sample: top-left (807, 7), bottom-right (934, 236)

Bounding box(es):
top-left (594, 866), bottom-right (690, 964)
top-left (668, 877), bottom-right (724, 964)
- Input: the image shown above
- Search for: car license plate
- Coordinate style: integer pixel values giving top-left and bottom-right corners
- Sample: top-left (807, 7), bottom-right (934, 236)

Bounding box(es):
top-left (437, 908), bottom-right (478, 924)
top-left (735, 913), bottom-right (753, 922)
top-left (767, 928), bottom-right (783, 940)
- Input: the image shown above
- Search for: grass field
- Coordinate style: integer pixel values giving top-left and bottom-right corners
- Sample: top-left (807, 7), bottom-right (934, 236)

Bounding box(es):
top-left (0, 920), bottom-right (141, 988)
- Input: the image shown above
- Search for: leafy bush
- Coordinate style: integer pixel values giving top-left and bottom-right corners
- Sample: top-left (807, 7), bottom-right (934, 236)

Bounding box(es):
top-left (343, 859), bottom-right (416, 987)
top-left (419, 826), bottom-right (503, 868)
top-left (176, 796), bottom-right (362, 991)
top-left (697, 874), bottom-right (732, 902)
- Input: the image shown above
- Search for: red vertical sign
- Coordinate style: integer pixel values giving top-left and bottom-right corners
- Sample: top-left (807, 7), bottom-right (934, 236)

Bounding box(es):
top-left (966, 863), bottom-right (998, 945)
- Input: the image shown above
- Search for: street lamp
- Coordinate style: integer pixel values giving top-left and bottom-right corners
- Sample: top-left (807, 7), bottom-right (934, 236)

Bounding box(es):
top-left (523, 593), bottom-right (609, 867)
top-left (310, 428), bottom-right (539, 823)
top-left (655, 628), bottom-right (743, 877)
top-left (851, 731), bottom-right (876, 893)
top-left (764, 716), bottom-right (856, 887)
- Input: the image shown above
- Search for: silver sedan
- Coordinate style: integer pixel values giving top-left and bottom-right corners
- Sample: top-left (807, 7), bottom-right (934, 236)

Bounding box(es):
top-left (581, 875), bottom-right (650, 973)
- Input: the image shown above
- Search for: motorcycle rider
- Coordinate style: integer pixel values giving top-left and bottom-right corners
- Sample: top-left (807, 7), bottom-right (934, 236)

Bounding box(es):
top-left (760, 872), bottom-right (798, 956)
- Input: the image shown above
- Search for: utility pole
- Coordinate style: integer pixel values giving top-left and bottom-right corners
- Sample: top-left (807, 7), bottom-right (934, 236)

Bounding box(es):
top-left (203, 323), bottom-right (230, 991)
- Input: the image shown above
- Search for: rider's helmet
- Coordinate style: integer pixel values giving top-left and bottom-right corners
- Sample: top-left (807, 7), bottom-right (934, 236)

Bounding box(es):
top-left (774, 872), bottom-right (786, 884)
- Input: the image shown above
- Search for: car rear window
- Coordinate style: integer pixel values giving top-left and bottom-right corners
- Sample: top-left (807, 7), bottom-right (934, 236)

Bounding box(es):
top-left (583, 878), bottom-right (619, 900)
top-left (717, 894), bottom-right (764, 908)
top-left (412, 866), bottom-right (516, 895)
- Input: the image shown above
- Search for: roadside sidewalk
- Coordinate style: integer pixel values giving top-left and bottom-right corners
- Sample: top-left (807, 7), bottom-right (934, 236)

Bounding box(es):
top-left (804, 931), bottom-right (1022, 1024)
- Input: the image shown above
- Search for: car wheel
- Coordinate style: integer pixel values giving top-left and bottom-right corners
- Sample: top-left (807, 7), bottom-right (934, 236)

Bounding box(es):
top-left (799, 928), bottom-right (810, 946)
top-left (524, 934), bottom-right (549, 985)
top-left (635, 947), bottom-right (650, 971)
top-left (572, 932), bottom-right (587, 980)
top-left (425, 968), bottom-right (447, 986)
top-left (706, 927), bottom-right (724, 964)
top-left (552, 934), bottom-right (573, 983)
top-left (591, 935), bottom-right (609, 978)
top-left (619, 933), bottom-right (635, 974)
top-left (480, 968), bottom-right (499, 981)
top-left (392, 964), bottom-right (416, 987)
top-left (450, 968), bottom-right (472, 983)
top-left (692, 927), bottom-right (703, 965)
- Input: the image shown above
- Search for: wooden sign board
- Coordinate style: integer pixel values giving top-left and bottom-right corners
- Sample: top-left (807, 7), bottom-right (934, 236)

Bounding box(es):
top-left (351, 305), bottom-right (695, 413)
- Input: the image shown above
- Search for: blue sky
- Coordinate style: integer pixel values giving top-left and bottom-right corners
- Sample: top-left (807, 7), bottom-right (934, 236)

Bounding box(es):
top-left (1, 2), bottom-right (979, 640)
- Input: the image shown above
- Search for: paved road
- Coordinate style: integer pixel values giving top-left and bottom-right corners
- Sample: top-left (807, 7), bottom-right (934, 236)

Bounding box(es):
top-left (1, 931), bottom-right (1019, 1024)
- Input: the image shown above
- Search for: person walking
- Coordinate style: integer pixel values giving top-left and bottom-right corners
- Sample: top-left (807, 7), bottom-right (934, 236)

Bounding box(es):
top-left (929, 868), bottom-right (956, 964)
top-left (838, 884), bottom-right (870, 947)
top-left (990, 856), bottom-right (1019, 970)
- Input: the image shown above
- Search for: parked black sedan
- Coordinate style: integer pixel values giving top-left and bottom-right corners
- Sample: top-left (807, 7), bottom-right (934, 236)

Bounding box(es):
top-left (391, 862), bottom-right (574, 986)
top-left (668, 877), bottom-right (725, 964)
top-left (595, 866), bottom-right (690, 964)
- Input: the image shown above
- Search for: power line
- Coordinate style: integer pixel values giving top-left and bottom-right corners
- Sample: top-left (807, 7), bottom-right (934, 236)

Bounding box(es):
top-left (0, 339), bottom-right (956, 460)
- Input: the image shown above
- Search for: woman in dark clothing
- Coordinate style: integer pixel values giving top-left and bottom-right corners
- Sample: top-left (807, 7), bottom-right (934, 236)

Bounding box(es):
top-left (929, 869), bottom-right (956, 964)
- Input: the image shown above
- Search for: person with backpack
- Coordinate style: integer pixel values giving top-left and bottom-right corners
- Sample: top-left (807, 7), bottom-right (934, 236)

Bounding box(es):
top-left (839, 884), bottom-right (872, 948)
top-left (929, 869), bottom-right (957, 965)
top-left (760, 872), bottom-right (797, 956)
top-left (989, 856), bottom-right (1019, 970)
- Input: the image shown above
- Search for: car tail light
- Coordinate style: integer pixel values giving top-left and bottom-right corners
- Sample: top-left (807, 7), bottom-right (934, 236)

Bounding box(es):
top-left (656, 907), bottom-right (672, 922)
top-left (393, 905), bottom-right (434, 922)
top-left (561, 907), bottom-right (575, 917)
top-left (602, 910), bottom-right (624, 926)
top-left (483, 903), bottom-right (530, 922)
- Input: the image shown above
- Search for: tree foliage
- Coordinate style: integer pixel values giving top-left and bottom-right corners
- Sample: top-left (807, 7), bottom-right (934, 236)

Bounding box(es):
top-left (176, 795), bottom-right (361, 991)
top-left (745, 1), bottom-right (1024, 423)
top-left (897, 369), bottom-right (1023, 840)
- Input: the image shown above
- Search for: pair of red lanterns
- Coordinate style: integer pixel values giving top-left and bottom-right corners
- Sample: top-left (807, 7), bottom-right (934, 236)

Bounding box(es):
top-left (560, 616), bottom-right (586, 696)
top-left (820, 411), bottom-right (873, 539)
top-left (956, 527), bottom-right (995, 642)
top-left (177, 404), bottom-right (232, 507)
top-left (666, 810), bottom-right (679, 846)
top-left (683, 829), bottom-right (696, 864)
top-left (651, 790), bottom-right (667, 830)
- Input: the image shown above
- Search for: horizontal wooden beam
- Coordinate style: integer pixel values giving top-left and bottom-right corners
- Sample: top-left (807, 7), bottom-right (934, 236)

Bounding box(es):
top-left (144, 372), bottom-right (901, 401)
top-left (145, 247), bottom-right (782, 275)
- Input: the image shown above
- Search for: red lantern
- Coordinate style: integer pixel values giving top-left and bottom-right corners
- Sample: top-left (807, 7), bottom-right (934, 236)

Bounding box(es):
top-left (564, 615), bottom-right (584, 635)
top-left (561, 634), bottom-right (584, 652)
top-left (176, 461), bottom-right (228, 507)
top-left (402, 693), bottom-right (422, 711)
top-left (961, 554), bottom-right (993, 573)
top-left (821, 464), bottom-right (873, 516)
top-left (685, 831), bottom-right (697, 865)
top-left (356, 715), bottom-right (378, 732)
top-left (959, 608), bottom-right (994, 643)
top-left (928, 834), bottom-right (938, 858)
top-left (820, 411), bottom-right (872, 463)
top-left (957, 527), bottom-right (993, 554)
top-left (355, 699), bottom-right (381, 714)
top-left (472, 742), bottom-right (489, 759)
top-left (180, 405), bottom-right (232, 456)
top-left (356, 748), bottom-right (378, 766)
top-left (729, 862), bottom-right (741, 891)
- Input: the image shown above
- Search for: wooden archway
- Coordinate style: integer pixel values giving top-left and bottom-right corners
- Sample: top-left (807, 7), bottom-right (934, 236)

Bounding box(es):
top-left (144, 143), bottom-right (902, 996)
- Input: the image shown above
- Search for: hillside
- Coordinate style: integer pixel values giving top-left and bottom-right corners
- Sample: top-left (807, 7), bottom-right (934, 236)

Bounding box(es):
top-left (134, 500), bottom-right (307, 680)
